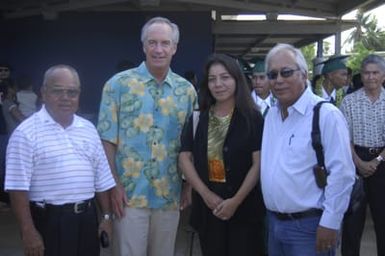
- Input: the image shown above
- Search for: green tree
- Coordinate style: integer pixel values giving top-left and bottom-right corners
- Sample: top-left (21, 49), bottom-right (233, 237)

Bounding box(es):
top-left (346, 42), bottom-right (374, 74)
top-left (301, 43), bottom-right (316, 76)
top-left (346, 10), bottom-right (385, 51)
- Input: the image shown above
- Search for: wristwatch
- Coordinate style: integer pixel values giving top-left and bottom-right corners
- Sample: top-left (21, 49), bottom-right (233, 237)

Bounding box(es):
top-left (102, 213), bottom-right (112, 221)
top-left (376, 155), bottom-right (384, 162)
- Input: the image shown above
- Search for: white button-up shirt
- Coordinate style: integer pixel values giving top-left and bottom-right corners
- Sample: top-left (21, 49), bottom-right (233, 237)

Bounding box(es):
top-left (251, 91), bottom-right (274, 116)
top-left (261, 87), bottom-right (355, 229)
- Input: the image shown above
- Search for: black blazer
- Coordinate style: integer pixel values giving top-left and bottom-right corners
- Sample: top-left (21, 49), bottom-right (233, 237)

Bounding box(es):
top-left (180, 108), bottom-right (265, 233)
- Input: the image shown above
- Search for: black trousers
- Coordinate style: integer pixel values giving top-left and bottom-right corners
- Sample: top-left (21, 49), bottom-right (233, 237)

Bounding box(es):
top-left (30, 200), bottom-right (100, 256)
top-left (198, 182), bottom-right (265, 256)
top-left (342, 146), bottom-right (385, 256)
top-left (198, 211), bottom-right (264, 256)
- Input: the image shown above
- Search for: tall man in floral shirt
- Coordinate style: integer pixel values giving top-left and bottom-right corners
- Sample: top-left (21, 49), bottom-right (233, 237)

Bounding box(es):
top-left (97, 17), bottom-right (196, 256)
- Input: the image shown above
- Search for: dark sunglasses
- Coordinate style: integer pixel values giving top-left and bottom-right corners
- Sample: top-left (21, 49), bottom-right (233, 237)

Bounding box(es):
top-left (48, 88), bottom-right (80, 98)
top-left (0, 68), bottom-right (10, 72)
top-left (267, 67), bottom-right (300, 80)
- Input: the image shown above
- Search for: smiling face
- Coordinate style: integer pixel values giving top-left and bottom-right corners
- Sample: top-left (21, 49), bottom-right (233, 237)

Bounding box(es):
top-left (207, 63), bottom-right (236, 105)
top-left (143, 22), bottom-right (177, 75)
top-left (41, 67), bottom-right (80, 127)
top-left (267, 49), bottom-right (307, 108)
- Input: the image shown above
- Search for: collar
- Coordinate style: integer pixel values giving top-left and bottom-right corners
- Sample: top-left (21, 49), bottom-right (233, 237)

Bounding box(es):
top-left (252, 91), bottom-right (274, 106)
top-left (137, 62), bottom-right (174, 88)
top-left (321, 86), bottom-right (336, 100)
top-left (38, 105), bottom-right (83, 128)
top-left (283, 86), bottom-right (313, 116)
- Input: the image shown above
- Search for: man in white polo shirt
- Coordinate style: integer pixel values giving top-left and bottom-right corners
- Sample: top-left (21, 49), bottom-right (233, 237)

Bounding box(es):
top-left (5, 65), bottom-right (115, 256)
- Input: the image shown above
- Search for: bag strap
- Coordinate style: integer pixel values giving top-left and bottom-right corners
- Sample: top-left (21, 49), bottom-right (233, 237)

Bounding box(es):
top-left (311, 101), bottom-right (328, 167)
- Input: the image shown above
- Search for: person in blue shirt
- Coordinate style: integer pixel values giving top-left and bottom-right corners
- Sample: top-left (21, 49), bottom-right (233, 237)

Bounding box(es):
top-left (97, 17), bottom-right (196, 256)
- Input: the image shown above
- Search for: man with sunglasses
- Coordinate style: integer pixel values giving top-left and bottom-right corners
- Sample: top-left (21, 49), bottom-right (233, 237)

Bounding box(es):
top-left (5, 65), bottom-right (115, 256)
top-left (260, 43), bottom-right (355, 256)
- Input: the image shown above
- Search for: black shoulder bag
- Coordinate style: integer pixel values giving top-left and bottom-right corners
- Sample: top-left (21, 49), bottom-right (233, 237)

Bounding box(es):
top-left (311, 101), bottom-right (365, 216)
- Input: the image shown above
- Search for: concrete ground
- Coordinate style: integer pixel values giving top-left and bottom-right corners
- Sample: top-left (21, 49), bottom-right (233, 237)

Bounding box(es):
top-left (0, 203), bottom-right (377, 256)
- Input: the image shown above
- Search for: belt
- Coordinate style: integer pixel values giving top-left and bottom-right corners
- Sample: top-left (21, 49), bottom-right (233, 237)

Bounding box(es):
top-left (30, 199), bottom-right (93, 214)
top-left (272, 209), bottom-right (323, 221)
top-left (355, 145), bottom-right (384, 155)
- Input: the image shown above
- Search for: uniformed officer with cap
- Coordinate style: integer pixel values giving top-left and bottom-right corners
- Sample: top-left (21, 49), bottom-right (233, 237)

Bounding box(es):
top-left (250, 58), bottom-right (275, 118)
top-left (313, 55), bottom-right (349, 107)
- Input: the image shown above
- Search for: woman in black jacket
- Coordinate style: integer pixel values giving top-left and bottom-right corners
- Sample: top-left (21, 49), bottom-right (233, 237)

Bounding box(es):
top-left (179, 54), bottom-right (265, 256)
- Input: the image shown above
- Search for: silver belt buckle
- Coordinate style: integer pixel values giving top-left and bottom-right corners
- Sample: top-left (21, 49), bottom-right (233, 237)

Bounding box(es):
top-left (74, 201), bottom-right (84, 214)
top-left (368, 148), bottom-right (377, 154)
top-left (35, 201), bottom-right (46, 208)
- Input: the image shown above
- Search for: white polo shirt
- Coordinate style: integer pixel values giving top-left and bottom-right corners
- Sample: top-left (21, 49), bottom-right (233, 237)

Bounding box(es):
top-left (5, 105), bottom-right (115, 205)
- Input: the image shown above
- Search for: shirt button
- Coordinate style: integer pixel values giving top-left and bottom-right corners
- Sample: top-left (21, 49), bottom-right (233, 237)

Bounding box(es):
top-left (223, 147), bottom-right (228, 152)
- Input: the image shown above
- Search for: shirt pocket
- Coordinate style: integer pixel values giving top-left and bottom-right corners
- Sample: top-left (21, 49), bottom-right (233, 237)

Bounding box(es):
top-left (285, 137), bottom-right (313, 171)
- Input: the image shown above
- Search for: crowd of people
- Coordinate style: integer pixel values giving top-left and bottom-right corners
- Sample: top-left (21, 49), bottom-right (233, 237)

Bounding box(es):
top-left (0, 16), bottom-right (384, 256)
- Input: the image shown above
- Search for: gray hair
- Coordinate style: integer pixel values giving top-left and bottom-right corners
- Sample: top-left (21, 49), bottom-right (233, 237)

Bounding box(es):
top-left (265, 43), bottom-right (308, 75)
top-left (43, 64), bottom-right (80, 88)
top-left (140, 16), bottom-right (180, 45)
top-left (361, 54), bottom-right (385, 73)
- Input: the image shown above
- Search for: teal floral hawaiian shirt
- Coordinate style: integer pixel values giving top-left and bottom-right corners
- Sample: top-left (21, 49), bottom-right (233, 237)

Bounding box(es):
top-left (97, 62), bottom-right (196, 210)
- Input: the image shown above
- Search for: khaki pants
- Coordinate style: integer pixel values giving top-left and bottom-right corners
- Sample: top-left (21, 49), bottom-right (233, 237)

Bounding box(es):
top-left (113, 207), bottom-right (180, 256)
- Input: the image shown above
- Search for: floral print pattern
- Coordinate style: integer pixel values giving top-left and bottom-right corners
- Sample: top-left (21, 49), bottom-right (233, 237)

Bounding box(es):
top-left (97, 62), bottom-right (196, 209)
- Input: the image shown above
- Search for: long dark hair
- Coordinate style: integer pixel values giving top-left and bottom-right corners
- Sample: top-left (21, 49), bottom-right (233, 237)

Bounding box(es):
top-left (199, 54), bottom-right (258, 130)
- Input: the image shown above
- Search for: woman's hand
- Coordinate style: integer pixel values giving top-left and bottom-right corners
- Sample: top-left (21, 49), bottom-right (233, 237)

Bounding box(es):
top-left (212, 197), bottom-right (239, 221)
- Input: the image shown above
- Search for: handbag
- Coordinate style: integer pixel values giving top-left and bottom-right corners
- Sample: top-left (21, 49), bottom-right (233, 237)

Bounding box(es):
top-left (311, 101), bottom-right (365, 216)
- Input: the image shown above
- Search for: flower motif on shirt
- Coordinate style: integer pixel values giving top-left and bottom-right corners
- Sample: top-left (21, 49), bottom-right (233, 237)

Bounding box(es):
top-left (177, 111), bottom-right (187, 125)
top-left (143, 161), bottom-right (160, 179)
top-left (146, 127), bottom-right (164, 145)
top-left (133, 114), bottom-right (153, 133)
top-left (167, 139), bottom-right (179, 159)
top-left (128, 196), bottom-right (148, 208)
top-left (158, 96), bottom-right (175, 115)
top-left (129, 79), bottom-right (145, 96)
top-left (97, 112), bottom-right (112, 133)
top-left (122, 158), bottom-right (144, 178)
top-left (174, 85), bottom-right (196, 104)
top-left (121, 94), bottom-right (142, 113)
top-left (167, 164), bottom-right (181, 183)
top-left (152, 177), bottom-right (170, 198)
top-left (152, 143), bottom-right (167, 161)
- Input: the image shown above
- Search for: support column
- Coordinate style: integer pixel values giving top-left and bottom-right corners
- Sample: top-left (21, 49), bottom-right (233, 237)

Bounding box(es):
top-left (335, 31), bottom-right (341, 55)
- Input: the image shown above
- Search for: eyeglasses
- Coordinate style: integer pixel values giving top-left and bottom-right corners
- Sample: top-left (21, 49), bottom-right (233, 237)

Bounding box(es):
top-left (267, 67), bottom-right (300, 80)
top-left (48, 88), bottom-right (80, 98)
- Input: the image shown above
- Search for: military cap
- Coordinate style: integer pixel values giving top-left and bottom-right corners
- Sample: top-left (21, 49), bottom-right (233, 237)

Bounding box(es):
top-left (251, 58), bottom-right (266, 73)
top-left (320, 55), bottom-right (349, 75)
